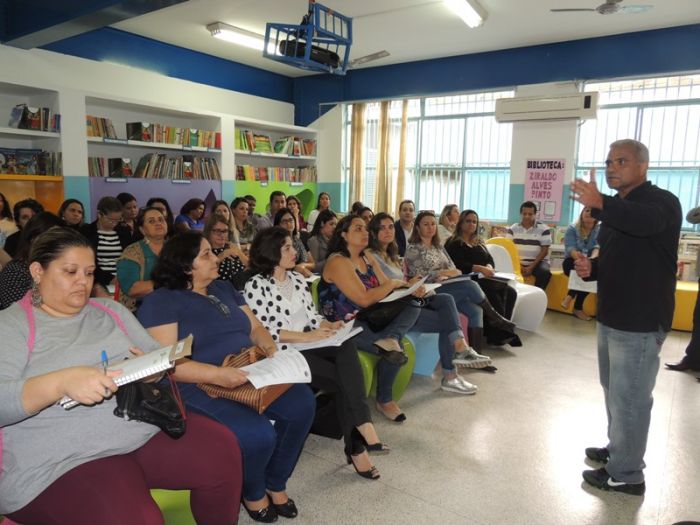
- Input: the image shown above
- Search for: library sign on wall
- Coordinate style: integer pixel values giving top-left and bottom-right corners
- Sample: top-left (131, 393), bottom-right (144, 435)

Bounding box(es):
top-left (524, 159), bottom-right (565, 222)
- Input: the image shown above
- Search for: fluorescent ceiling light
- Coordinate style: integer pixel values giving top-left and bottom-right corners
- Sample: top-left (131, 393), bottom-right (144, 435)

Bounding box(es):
top-left (444, 0), bottom-right (487, 28)
top-left (207, 22), bottom-right (275, 53)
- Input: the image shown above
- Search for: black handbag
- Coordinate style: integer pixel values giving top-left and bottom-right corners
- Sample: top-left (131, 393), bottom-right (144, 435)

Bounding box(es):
top-left (356, 296), bottom-right (423, 332)
top-left (114, 376), bottom-right (187, 439)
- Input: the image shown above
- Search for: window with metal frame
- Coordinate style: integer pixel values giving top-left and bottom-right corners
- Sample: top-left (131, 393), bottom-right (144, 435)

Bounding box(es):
top-left (343, 89), bottom-right (514, 219)
top-left (575, 74), bottom-right (700, 229)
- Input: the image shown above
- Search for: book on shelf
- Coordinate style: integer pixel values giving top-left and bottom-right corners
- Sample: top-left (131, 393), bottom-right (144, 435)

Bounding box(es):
top-left (253, 134), bottom-right (272, 153)
top-left (86, 116), bottom-right (117, 139)
top-left (131, 153), bottom-right (220, 180)
top-left (126, 122), bottom-right (154, 142)
top-left (0, 147), bottom-right (61, 175)
top-left (108, 157), bottom-right (133, 178)
top-left (8, 104), bottom-right (60, 132)
top-left (235, 164), bottom-right (316, 183)
top-left (88, 157), bottom-right (106, 177)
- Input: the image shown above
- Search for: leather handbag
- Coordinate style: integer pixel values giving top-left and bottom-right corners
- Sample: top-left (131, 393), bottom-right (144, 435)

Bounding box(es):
top-left (113, 375), bottom-right (187, 439)
top-left (356, 296), bottom-right (423, 333)
top-left (198, 346), bottom-right (291, 414)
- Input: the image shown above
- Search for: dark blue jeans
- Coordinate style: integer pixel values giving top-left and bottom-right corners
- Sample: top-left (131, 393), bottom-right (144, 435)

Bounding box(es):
top-left (180, 382), bottom-right (315, 501)
top-left (352, 302), bottom-right (421, 403)
top-left (412, 293), bottom-right (464, 373)
top-left (439, 280), bottom-right (485, 328)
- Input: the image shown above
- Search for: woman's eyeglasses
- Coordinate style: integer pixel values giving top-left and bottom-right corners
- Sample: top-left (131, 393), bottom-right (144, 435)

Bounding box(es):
top-left (212, 228), bottom-right (229, 235)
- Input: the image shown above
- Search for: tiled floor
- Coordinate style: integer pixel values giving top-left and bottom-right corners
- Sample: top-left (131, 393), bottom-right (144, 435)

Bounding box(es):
top-left (241, 311), bottom-right (700, 525)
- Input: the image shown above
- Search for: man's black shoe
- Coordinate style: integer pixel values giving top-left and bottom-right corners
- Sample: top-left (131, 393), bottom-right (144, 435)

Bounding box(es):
top-left (585, 447), bottom-right (609, 463)
top-left (582, 468), bottom-right (645, 496)
top-left (665, 359), bottom-right (700, 372)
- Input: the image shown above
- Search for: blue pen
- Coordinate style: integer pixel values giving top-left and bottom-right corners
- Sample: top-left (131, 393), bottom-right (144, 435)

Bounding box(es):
top-left (101, 350), bottom-right (109, 396)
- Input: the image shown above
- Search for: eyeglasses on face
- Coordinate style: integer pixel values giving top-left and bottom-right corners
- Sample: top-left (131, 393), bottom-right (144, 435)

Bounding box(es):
top-left (212, 228), bottom-right (229, 235)
top-left (100, 213), bottom-right (121, 224)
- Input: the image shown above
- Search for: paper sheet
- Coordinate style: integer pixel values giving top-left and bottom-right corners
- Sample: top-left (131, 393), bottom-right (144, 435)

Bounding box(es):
top-left (240, 348), bottom-right (312, 388)
top-left (285, 320), bottom-right (363, 351)
top-left (379, 275), bottom-right (428, 303)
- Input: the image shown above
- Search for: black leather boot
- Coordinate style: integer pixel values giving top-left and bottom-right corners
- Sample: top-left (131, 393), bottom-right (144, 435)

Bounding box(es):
top-left (467, 327), bottom-right (484, 352)
top-left (480, 300), bottom-right (516, 332)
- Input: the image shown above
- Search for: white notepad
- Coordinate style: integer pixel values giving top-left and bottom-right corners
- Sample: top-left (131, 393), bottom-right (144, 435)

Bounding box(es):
top-left (59, 335), bottom-right (193, 409)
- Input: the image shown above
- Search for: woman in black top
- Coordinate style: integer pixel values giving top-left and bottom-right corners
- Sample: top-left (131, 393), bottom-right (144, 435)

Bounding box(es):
top-left (445, 210), bottom-right (520, 346)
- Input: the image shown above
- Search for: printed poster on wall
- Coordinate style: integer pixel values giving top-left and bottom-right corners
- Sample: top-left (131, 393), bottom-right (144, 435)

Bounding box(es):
top-left (524, 159), bottom-right (565, 222)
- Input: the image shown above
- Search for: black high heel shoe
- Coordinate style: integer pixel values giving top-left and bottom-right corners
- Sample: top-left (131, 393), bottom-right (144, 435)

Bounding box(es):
top-left (364, 442), bottom-right (391, 454)
top-left (244, 502), bottom-right (278, 523)
top-left (270, 499), bottom-right (298, 519)
top-left (346, 453), bottom-right (380, 480)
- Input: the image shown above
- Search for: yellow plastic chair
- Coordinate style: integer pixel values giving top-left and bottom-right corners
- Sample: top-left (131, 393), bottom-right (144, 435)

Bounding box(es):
top-left (485, 237), bottom-right (525, 283)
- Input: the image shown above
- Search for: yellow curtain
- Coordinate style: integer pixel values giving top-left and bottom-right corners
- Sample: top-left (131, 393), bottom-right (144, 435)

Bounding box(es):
top-left (374, 101), bottom-right (391, 213)
top-left (374, 100), bottom-right (409, 214)
top-left (348, 103), bottom-right (366, 207)
top-left (392, 99), bottom-right (409, 215)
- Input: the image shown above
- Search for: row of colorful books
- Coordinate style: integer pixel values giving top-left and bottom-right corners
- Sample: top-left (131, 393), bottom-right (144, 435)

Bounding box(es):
top-left (89, 154), bottom-right (220, 180)
top-left (86, 116), bottom-right (118, 139)
top-left (86, 116), bottom-right (221, 149)
top-left (235, 164), bottom-right (317, 183)
top-left (8, 104), bottom-right (60, 133)
top-left (235, 130), bottom-right (316, 157)
top-left (0, 148), bottom-right (62, 175)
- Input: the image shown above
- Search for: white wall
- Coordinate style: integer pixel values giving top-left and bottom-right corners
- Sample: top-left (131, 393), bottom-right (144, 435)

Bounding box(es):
top-left (509, 82), bottom-right (581, 186)
top-left (311, 105), bottom-right (343, 183)
top-left (0, 45), bottom-right (293, 123)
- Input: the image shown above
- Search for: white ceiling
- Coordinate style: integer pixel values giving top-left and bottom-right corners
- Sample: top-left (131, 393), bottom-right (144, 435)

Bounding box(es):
top-left (114, 0), bottom-right (700, 77)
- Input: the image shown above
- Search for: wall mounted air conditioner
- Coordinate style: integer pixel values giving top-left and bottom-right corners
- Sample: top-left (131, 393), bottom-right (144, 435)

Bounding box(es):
top-left (495, 92), bottom-right (598, 122)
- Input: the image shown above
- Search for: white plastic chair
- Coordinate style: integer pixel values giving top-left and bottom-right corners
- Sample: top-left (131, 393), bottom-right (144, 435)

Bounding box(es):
top-left (486, 244), bottom-right (547, 332)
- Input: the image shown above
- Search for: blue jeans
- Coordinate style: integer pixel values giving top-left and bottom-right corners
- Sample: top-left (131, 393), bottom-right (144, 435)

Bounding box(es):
top-left (597, 323), bottom-right (666, 483)
top-left (439, 281), bottom-right (485, 328)
top-left (179, 382), bottom-right (315, 501)
top-left (353, 302), bottom-right (421, 403)
top-left (412, 294), bottom-right (464, 373)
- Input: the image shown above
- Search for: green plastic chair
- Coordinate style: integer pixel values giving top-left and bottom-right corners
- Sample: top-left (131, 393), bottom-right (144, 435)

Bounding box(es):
top-left (150, 489), bottom-right (195, 525)
top-left (356, 337), bottom-right (415, 400)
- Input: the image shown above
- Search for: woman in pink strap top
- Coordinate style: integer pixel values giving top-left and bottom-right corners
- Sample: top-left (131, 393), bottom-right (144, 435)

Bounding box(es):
top-left (0, 227), bottom-right (242, 525)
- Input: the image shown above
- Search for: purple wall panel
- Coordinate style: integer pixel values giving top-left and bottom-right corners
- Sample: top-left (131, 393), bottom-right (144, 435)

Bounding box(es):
top-left (88, 177), bottom-right (221, 218)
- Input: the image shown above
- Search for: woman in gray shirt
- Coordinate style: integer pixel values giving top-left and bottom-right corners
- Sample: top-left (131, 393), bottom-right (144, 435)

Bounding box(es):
top-left (0, 227), bottom-right (242, 524)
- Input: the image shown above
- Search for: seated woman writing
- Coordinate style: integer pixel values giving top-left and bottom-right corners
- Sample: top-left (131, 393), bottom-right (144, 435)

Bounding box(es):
top-left (138, 231), bottom-right (315, 523)
top-left (319, 215), bottom-right (420, 423)
top-left (367, 213), bottom-right (490, 390)
top-left (445, 210), bottom-right (521, 346)
top-left (0, 227), bottom-right (242, 525)
top-left (244, 227), bottom-right (388, 480)
top-left (116, 206), bottom-right (167, 312)
top-left (404, 211), bottom-right (516, 354)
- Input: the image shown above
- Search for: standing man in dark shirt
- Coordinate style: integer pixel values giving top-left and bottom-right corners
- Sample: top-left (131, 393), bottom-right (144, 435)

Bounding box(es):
top-left (571, 139), bottom-right (682, 496)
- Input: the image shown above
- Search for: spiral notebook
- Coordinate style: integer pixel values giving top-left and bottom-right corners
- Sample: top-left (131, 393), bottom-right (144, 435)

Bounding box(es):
top-left (59, 334), bottom-right (193, 409)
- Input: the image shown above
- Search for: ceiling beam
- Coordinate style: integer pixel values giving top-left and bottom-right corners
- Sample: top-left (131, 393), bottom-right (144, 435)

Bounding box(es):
top-left (2, 0), bottom-right (188, 49)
